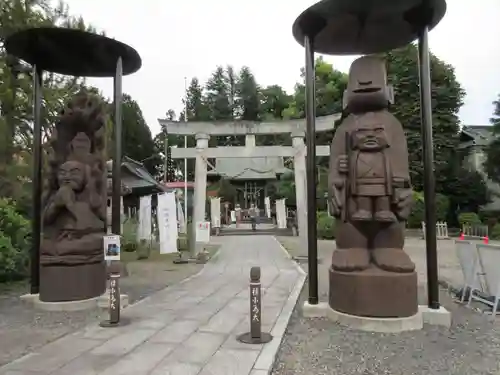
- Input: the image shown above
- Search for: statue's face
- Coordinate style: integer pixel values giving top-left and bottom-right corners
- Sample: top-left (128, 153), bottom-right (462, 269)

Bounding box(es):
top-left (71, 132), bottom-right (91, 154)
top-left (353, 126), bottom-right (388, 151)
top-left (58, 161), bottom-right (85, 190)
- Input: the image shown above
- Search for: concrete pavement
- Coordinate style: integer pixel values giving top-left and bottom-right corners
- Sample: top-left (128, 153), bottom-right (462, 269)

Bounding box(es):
top-left (0, 236), bottom-right (305, 375)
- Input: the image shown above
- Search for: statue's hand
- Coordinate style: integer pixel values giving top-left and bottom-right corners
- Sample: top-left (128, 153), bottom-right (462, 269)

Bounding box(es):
top-left (55, 186), bottom-right (75, 207)
top-left (337, 155), bottom-right (348, 174)
top-left (395, 188), bottom-right (413, 220)
top-left (330, 179), bottom-right (344, 218)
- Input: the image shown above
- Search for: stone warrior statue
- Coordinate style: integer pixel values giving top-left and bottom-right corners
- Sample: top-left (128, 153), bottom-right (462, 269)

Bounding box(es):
top-left (40, 92), bottom-right (107, 302)
top-left (328, 56), bottom-right (417, 318)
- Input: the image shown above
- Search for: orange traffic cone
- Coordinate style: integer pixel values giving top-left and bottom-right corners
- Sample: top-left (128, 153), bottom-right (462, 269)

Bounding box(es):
top-left (459, 232), bottom-right (465, 240)
top-left (483, 236), bottom-right (489, 244)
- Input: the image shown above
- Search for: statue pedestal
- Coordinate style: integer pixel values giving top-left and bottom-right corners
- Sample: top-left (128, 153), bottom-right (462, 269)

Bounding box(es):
top-left (39, 262), bottom-right (106, 302)
top-left (329, 266), bottom-right (418, 318)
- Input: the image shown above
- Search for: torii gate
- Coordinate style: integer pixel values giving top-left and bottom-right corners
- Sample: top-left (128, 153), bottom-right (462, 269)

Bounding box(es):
top-left (159, 113), bottom-right (340, 254)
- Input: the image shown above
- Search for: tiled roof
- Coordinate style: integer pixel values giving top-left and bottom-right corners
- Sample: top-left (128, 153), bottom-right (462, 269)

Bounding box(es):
top-left (461, 125), bottom-right (493, 147)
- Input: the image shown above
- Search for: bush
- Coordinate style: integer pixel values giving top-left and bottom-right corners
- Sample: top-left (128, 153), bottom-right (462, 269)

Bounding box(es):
top-left (0, 199), bottom-right (31, 282)
top-left (317, 211), bottom-right (335, 240)
top-left (0, 232), bottom-right (20, 282)
top-left (407, 192), bottom-right (449, 228)
top-left (458, 212), bottom-right (482, 227)
top-left (491, 223), bottom-right (500, 240)
top-left (122, 218), bottom-right (138, 253)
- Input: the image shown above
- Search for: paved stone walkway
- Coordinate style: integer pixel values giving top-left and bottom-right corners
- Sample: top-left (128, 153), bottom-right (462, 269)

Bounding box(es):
top-left (0, 236), bottom-right (305, 375)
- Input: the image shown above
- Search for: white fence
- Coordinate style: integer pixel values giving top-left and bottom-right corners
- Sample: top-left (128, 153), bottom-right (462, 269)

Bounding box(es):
top-left (462, 224), bottom-right (489, 239)
top-left (454, 240), bottom-right (500, 318)
top-left (421, 221), bottom-right (449, 239)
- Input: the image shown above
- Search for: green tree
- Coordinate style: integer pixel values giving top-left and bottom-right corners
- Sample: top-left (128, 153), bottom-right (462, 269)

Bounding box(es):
top-left (181, 77), bottom-right (210, 122)
top-left (283, 56), bottom-right (347, 123)
top-left (0, 0), bottom-right (95, 207)
top-left (236, 66), bottom-right (260, 121)
top-left (382, 44), bottom-right (465, 192)
top-left (283, 57), bottom-right (347, 167)
top-left (225, 65), bottom-right (237, 119)
top-left (260, 85), bottom-right (292, 120)
top-left (484, 94), bottom-right (500, 183)
top-left (205, 66), bottom-right (232, 121)
top-left (441, 167), bottom-right (490, 223)
top-left (115, 94), bottom-right (157, 174)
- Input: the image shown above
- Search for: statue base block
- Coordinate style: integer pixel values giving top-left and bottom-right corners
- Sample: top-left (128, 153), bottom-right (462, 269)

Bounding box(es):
top-left (329, 266), bottom-right (418, 318)
top-left (39, 262), bottom-right (106, 302)
top-left (327, 306), bottom-right (423, 333)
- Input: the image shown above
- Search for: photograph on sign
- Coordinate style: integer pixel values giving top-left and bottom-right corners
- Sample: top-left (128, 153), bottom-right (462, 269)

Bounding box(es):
top-left (103, 234), bottom-right (121, 261)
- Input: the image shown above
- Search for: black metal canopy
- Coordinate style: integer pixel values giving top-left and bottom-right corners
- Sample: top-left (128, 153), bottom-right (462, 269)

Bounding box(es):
top-left (292, 0), bottom-right (446, 55)
top-left (5, 27), bottom-right (141, 77)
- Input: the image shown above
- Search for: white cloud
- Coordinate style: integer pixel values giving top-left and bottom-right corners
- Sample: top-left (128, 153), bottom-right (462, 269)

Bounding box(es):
top-left (63, 0), bottom-right (500, 134)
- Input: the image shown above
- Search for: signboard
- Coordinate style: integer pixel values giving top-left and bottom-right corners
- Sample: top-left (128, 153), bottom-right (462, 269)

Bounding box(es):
top-left (251, 284), bottom-right (261, 324)
top-left (157, 192), bottom-right (178, 254)
top-left (103, 234), bottom-right (121, 261)
top-left (196, 221), bottom-right (211, 243)
top-left (230, 210), bottom-right (236, 223)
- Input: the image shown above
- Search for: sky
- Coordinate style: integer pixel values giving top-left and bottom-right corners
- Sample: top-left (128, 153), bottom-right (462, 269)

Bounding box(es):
top-left (62, 0), bottom-right (500, 136)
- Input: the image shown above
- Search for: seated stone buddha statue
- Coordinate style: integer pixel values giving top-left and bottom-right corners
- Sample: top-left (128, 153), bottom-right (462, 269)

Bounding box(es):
top-left (40, 134), bottom-right (104, 266)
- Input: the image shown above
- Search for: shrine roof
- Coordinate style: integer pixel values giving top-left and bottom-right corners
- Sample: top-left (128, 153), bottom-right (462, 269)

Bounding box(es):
top-left (108, 157), bottom-right (165, 192)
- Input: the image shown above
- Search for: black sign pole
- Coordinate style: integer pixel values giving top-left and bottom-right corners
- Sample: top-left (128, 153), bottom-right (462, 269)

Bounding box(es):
top-left (100, 57), bottom-right (129, 328)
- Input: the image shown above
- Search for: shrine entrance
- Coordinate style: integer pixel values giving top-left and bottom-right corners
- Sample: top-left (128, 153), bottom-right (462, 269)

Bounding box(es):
top-left (160, 115), bottom-right (338, 248)
top-left (235, 181), bottom-right (265, 209)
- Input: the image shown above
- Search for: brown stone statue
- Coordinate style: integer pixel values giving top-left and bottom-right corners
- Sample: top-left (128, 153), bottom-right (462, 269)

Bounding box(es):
top-left (40, 92), bottom-right (107, 302)
top-left (328, 56), bottom-right (417, 318)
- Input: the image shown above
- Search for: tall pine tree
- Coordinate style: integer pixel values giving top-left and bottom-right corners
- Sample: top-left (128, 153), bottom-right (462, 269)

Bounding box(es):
top-left (236, 66), bottom-right (261, 121)
top-left (205, 66), bottom-right (232, 121)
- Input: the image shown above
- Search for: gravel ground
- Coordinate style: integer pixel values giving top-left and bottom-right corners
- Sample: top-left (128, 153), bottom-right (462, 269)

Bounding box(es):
top-left (272, 237), bottom-right (500, 375)
top-left (272, 286), bottom-right (500, 375)
top-left (0, 245), bottom-right (219, 367)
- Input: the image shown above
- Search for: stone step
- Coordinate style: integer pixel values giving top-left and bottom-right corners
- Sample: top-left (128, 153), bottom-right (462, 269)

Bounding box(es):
top-left (219, 228), bottom-right (294, 236)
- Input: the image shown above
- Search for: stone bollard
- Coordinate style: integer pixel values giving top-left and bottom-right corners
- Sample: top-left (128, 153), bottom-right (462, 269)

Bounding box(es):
top-left (236, 267), bottom-right (273, 344)
top-left (100, 273), bottom-right (129, 327)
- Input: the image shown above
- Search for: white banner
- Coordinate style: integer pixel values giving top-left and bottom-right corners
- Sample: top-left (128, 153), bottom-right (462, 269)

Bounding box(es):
top-left (230, 210), bottom-right (236, 223)
top-left (276, 199), bottom-right (287, 229)
top-left (264, 196), bottom-right (271, 219)
top-left (157, 192), bottom-right (178, 254)
top-left (196, 221), bottom-right (211, 243)
top-left (177, 199), bottom-right (186, 234)
top-left (210, 197), bottom-right (221, 228)
top-left (137, 195), bottom-right (152, 241)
